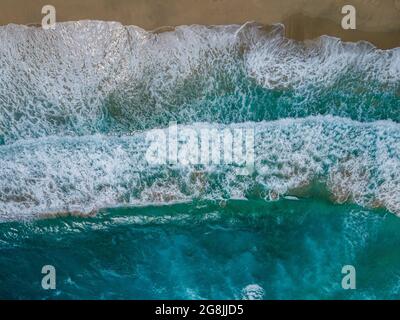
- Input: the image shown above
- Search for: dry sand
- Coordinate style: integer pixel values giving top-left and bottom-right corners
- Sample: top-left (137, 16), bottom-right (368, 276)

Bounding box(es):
top-left (0, 0), bottom-right (399, 48)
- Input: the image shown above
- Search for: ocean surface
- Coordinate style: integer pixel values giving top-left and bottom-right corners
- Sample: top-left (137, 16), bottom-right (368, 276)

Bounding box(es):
top-left (0, 21), bottom-right (399, 299)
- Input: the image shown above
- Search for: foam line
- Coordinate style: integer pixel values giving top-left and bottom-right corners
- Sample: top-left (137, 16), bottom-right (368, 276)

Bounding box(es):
top-left (0, 116), bottom-right (399, 220)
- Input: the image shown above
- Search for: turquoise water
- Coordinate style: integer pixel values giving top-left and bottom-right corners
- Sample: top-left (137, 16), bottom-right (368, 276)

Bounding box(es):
top-left (1, 199), bottom-right (399, 299)
top-left (0, 21), bottom-right (399, 299)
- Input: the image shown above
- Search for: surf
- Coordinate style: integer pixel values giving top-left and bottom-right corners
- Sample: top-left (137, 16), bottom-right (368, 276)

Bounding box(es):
top-left (0, 21), bottom-right (398, 145)
top-left (0, 116), bottom-right (399, 220)
top-left (0, 21), bottom-right (398, 221)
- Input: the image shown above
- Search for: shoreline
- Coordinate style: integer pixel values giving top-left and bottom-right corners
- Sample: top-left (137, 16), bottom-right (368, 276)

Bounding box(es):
top-left (0, 0), bottom-right (399, 49)
top-left (3, 19), bottom-right (398, 53)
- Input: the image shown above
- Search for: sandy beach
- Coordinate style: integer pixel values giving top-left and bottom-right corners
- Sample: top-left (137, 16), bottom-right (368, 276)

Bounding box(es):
top-left (0, 0), bottom-right (399, 48)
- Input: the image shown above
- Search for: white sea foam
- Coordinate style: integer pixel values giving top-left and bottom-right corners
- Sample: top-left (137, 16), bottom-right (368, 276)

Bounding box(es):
top-left (241, 284), bottom-right (265, 300)
top-left (0, 21), bottom-right (398, 144)
top-left (245, 32), bottom-right (400, 89)
top-left (0, 116), bottom-right (399, 221)
top-left (0, 21), bottom-right (398, 220)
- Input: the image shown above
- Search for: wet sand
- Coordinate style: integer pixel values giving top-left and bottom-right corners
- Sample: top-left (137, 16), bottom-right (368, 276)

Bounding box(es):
top-left (0, 0), bottom-right (399, 48)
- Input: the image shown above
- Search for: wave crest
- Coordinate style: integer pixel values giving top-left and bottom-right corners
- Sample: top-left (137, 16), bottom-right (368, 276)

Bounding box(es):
top-left (0, 21), bottom-right (398, 144)
top-left (1, 116), bottom-right (399, 220)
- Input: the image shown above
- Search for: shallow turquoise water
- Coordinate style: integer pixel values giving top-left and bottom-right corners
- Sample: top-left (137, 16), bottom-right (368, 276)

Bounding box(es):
top-left (1, 199), bottom-right (399, 299)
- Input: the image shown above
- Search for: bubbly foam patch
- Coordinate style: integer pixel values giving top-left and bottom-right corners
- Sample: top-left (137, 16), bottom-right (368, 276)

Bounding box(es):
top-left (0, 21), bottom-right (398, 144)
top-left (241, 284), bottom-right (265, 300)
top-left (0, 116), bottom-right (399, 221)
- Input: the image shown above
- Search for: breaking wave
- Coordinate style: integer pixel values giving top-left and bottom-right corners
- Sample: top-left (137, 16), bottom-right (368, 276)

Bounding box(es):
top-left (0, 21), bottom-right (399, 220)
top-left (0, 21), bottom-right (399, 144)
top-left (0, 117), bottom-right (399, 220)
